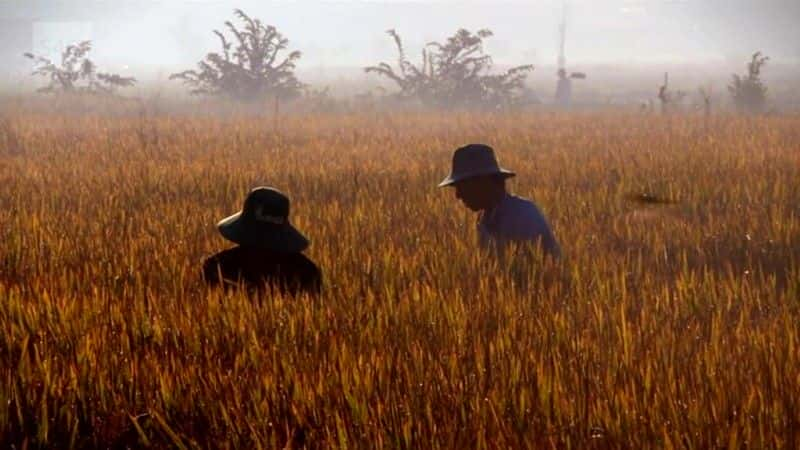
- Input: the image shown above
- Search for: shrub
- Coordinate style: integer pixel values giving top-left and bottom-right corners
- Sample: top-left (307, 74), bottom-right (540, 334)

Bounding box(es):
top-left (729, 52), bottom-right (769, 114)
top-left (170, 9), bottom-right (305, 102)
top-left (365, 29), bottom-right (534, 109)
top-left (657, 72), bottom-right (687, 114)
top-left (24, 41), bottom-right (136, 95)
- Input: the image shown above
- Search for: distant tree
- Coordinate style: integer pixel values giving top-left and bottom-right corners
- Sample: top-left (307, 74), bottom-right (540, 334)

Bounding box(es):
top-left (170, 9), bottom-right (305, 102)
top-left (302, 86), bottom-right (340, 114)
top-left (698, 85), bottom-right (712, 118)
top-left (657, 72), bottom-right (687, 114)
top-left (729, 52), bottom-right (769, 114)
top-left (365, 29), bottom-right (534, 109)
top-left (23, 41), bottom-right (135, 95)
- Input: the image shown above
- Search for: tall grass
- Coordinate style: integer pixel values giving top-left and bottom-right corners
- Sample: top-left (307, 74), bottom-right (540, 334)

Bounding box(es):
top-left (1, 112), bottom-right (799, 447)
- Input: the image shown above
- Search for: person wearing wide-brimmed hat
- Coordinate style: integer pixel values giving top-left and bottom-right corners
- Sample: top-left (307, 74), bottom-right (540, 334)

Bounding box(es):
top-left (439, 144), bottom-right (560, 258)
top-left (203, 187), bottom-right (322, 294)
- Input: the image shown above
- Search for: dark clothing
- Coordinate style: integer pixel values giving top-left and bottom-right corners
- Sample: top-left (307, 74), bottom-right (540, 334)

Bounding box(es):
top-left (478, 193), bottom-right (561, 259)
top-left (202, 246), bottom-right (322, 295)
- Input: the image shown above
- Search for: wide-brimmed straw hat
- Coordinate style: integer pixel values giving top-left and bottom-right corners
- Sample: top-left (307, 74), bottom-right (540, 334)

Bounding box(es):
top-left (217, 187), bottom-right (309, 253)
top-left (438, 144), bottom-right (515, 187)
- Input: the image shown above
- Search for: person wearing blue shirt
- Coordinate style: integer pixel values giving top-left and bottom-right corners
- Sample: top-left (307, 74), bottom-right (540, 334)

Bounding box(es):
top-left (439, 144), bottom-right (561, 259)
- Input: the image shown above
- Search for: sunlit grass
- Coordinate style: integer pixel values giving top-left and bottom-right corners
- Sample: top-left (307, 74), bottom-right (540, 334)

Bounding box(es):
top-left (1, 111), bottom-right (799, 447)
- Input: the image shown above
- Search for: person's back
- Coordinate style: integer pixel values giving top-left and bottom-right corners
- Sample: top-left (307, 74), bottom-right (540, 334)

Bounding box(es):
top-left (203, 246), bottom-right (321, 294)
top-left (478, 193), bottom-right (560, 258)
top-left (202, 186), bottom-right (322, 296)
top-left (439, 144), bottom-right (561, 261)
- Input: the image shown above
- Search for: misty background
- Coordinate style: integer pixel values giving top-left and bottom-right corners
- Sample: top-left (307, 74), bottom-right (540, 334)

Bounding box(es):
top-left (1, 0), bottom-right (799, 103)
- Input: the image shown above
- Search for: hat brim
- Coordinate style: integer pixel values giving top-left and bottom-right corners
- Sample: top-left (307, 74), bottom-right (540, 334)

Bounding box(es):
top-left (217, 212), bottom-right (309, 253)
top-left (438, 168), bottom-right (516, 187)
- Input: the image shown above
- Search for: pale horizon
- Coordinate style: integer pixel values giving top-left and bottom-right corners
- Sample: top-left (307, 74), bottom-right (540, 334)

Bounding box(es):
top-left (1, 0), bottom-right (798, 80)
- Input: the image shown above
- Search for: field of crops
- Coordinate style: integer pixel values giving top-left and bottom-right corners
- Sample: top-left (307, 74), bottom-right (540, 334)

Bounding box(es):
top-left (1, 110), bottom-right (799, 448)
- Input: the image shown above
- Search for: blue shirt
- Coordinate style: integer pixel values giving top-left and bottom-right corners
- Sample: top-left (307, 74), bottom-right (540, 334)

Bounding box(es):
top-left (478, 193), bottom-right (561, 258)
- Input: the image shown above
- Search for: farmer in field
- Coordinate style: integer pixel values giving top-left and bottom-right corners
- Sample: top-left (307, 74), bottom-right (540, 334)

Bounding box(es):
top-left (439, 144), bottom-right (560, 259)
top-left (203, 187), bottom-right (322, 294)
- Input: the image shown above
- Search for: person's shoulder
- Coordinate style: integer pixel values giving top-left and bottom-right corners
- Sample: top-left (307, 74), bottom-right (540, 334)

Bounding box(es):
top-left (203, 247), bottom-right (244, 266)
top-left (506, 194), bottom-right (537, 209)
top-left (283, 252), bottom-right (322, 275)
top-left (202, 247), bottom-right (246, 278)
top-left (278, 252), bottom-right (323, 293)
top-left (505, 194), bottom-right (548, 223)
top-left (492, 194), bottom-right (551, 239)
top-left (497, 194), bottom-right (561, 256)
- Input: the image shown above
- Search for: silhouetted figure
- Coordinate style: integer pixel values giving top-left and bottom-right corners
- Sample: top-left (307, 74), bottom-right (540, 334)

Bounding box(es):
top-left (439, 144), bottom-right (560, 259)
top-left (203, 187), bottom-right (321, 295)
top-left (555, 68), bottom-right (572, 107)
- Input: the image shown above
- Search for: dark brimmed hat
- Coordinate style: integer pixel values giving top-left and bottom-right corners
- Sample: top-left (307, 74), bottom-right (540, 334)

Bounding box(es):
top-left (438, 144), bottom-right (515, 187)
top-left (217, 187), bottom-right (309, 253)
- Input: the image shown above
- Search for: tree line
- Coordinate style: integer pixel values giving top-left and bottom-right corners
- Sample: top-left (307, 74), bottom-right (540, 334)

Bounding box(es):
top-left (24, 9), bottom-right (772, 113)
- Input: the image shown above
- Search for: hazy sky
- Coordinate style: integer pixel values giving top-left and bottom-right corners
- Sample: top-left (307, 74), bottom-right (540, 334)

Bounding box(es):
top-left (3, 0), bottom-right (799, 77)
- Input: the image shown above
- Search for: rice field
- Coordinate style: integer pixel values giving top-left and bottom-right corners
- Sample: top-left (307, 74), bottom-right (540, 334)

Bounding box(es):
top-left (1, 110), bottom-right (799, 448)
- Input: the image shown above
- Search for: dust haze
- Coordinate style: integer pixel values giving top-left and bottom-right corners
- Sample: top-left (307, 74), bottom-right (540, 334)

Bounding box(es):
top-left (1, 0), bottom-right (799, 104)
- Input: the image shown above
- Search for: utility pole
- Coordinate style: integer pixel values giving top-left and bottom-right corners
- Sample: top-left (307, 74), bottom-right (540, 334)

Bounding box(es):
top-left (557, 0), bottom-right (567, 72)
top-left (554, 0), bottom-right (572, 107)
